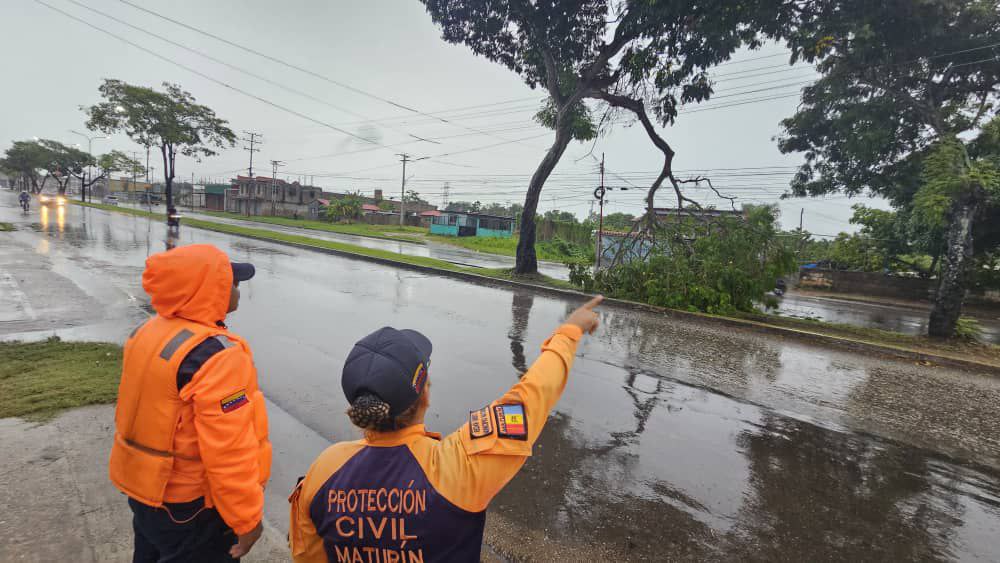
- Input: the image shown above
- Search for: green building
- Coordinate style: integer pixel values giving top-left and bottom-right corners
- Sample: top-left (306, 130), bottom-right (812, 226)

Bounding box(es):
top-left (430, 211), bottom-right (514, 238)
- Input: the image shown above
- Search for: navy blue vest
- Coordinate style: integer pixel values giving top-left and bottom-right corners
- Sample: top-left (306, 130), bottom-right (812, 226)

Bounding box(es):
top-left (309, 445), bottom-right (486, 563)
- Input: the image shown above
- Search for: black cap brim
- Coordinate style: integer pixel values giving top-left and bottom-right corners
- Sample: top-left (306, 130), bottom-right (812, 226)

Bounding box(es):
top-left (231, 262), bottom-right (255, 283)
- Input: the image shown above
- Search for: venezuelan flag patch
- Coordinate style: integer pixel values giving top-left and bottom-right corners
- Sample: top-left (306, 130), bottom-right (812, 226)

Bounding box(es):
top-left (221, 389), bottom-right (249, 413)
top-left (494, 404), bottom-right (527, 440)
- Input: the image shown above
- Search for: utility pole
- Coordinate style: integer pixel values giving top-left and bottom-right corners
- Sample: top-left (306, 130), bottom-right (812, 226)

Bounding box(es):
top-left (596, 153), bottom-right (606, 270)
top-left (270, 160), bottom-right (284, 216)
top-left (796, 207), bottom-right (806, 259)
top-left (398, 153), bottom-right (410, 227)
top-left (242, 131), bottom-right (262, 216)
top-left (130, 151), bottom-right (140, 208)
top-left (442, 181), bottom-right (450, 208)
top-left (396, 153), bottom-right (427, 227)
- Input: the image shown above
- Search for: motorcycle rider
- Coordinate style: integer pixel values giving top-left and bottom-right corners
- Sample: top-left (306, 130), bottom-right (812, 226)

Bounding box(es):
top-left (18, 190), bottom-right (29, 211)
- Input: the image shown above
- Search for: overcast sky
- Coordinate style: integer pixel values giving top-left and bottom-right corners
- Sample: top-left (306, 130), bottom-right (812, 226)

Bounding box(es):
top-left (1, 0), bottom-right (889, 234)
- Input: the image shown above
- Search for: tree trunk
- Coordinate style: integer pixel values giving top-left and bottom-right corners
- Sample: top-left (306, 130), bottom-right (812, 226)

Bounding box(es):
top-left (162, 144), bottom-right (179, 227)
top-left (928, 195), bottom-right (978, 338)
top-left (515, 123), bottom-right (573, 275)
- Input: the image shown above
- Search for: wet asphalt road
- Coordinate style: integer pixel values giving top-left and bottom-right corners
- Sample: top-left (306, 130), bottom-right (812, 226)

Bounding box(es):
top-left (2, 193), bottom-right (1000, 561)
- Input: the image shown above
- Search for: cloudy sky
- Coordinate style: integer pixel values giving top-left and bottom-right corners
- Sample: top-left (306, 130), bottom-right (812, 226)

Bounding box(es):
top-left (1, 0), bottom-right (888, 234)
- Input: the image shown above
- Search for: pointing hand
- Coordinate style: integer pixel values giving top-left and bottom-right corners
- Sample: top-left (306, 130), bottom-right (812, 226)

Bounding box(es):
top-left (565, 295), bottom-right (604, 335)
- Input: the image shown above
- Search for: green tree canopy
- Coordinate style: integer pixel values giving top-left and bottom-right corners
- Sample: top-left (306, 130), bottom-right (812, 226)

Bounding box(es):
top-left (326, 194), bottom-right (364, 223)
top-left (1, 140), bottom-right (57, 193)
top-left (420, 0), bottom-right (796, 275)
top-left (778, 0), bottom-right (1000, 337)
top-left (83, 80), bottom-right (235, 222)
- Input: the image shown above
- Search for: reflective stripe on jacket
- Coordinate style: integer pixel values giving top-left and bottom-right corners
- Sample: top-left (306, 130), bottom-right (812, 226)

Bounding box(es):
top-left (109, 244), bottom-right (271, 536)
top-left (289, 324), bottom-right (582, 563)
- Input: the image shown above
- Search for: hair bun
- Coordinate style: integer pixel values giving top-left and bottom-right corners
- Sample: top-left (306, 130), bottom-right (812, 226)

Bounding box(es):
top-left (347, 394), bottom-right (393, 431)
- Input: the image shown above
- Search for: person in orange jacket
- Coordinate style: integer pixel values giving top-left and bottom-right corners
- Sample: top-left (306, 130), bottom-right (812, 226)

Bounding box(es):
top-left (288, 295), bottom-right (603, 562)
top-left (110, 244), bottom-right (272, 562)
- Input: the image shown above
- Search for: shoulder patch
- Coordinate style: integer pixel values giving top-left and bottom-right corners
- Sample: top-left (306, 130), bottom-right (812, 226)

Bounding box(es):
top-left (221, 389), bottom-right (249, 413)
top-left (494, 404), bottom-right (527, 440)
top-left (469, 406), bottom-right (494, 440)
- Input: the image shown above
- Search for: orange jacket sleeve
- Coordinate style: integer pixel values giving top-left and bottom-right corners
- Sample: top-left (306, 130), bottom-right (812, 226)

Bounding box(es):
top-left (289, 480), bottom-right (326, 563)
top-left (179, 346), bottom-right (264, 535)
top-left (414, 323), bottom-right (582, 512)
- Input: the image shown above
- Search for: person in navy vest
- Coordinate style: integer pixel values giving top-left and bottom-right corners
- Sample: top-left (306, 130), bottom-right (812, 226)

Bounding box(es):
top-left (288, 296), bottom-right (603, 562)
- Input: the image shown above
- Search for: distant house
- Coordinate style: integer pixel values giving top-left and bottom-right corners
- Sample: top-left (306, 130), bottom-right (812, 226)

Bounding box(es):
top-left (419, 209), bottom-right (441, 228)
top-left (430, 211), bottom-right (514, 238)
top-left (362, 204), bottom-right (380, 215)
top-left (308, 198), bottom-right (330, 219)
top-left (204, 184), bottom-right (228, 211)
top-left (595, 230), bottom-right (654, 270)
top-left (228, 176), bottom-right (321, 217)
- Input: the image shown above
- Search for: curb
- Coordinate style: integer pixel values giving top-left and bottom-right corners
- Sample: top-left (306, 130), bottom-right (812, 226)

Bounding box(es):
top-left (81, 203), bottom-right (1000, 376)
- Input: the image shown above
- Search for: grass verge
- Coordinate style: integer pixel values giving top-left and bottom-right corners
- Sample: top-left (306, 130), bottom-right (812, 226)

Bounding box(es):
top-left (0, 222), bottom-right (14, 231)
top-left (738, 311), bottom-right (1000, 366)
top-left (0, 338), bottom-right (122, 421)
top-left (426, 234), bottom-right (588, 262)
top-left (198, 211), bottom-right (428, 243)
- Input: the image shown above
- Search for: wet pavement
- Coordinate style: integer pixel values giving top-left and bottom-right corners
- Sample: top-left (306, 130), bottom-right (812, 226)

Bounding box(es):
top-left (2, 192), bottom-right (1000, 561)
top-left (773, 292), bottom-right (1000, 344)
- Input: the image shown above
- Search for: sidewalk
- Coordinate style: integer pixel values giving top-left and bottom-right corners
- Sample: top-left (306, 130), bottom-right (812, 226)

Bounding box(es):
top-left (0, 406), bottom-right (289, 563)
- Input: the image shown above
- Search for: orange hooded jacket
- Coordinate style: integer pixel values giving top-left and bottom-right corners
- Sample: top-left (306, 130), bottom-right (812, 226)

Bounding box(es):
top-left (109, 244), bottom-right (271, 536)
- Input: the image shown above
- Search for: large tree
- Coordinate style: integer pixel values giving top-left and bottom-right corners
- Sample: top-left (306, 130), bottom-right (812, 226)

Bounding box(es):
top-left (420, 0), bottom-right (795, 274)
top-left (778, 0), bottom-right (1000, 337)
top-left (0, 140), bottom-right (57, 193)
top-left (83, 80), bottom-right (235, 226)
top-left (34, 140), bottom-right (93, 195)
top-left (69, 150), bottom-right (146, 202)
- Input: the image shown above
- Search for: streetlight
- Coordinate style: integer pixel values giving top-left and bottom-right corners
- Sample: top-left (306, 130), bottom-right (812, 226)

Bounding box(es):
top-left (68, 130), bottom-right (108, 202)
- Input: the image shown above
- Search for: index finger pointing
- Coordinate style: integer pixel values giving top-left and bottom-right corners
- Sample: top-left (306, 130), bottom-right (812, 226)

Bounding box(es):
top-left (582, 295), bottom-right (604, 310)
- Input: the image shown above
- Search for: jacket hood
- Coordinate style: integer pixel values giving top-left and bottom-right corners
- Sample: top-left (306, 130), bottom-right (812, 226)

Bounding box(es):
top-left (142, 244), bottom-right (233, 324)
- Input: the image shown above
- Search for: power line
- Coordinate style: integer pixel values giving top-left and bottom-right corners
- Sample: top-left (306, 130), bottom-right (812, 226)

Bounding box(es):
top-left (115, 0), bottom-right (543, 146)
top-left (35, 0), bottom-right (387, 148)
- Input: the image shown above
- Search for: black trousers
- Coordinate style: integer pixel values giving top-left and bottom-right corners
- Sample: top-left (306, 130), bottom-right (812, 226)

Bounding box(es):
top-left (128, 497), bottom-right (238, 563)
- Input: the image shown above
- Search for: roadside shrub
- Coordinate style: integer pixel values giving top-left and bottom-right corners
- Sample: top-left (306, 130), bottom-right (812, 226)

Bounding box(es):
top-left (565, 259), bottom-right (595, 291)
top-left (954, 316), bottom-right (984, 342)
top-left (581, 206), bottom-right (796, 315)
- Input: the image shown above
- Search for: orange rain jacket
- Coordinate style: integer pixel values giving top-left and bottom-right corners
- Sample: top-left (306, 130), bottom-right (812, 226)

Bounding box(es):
top-left (288, 324), bottom-right (583, 563)
top-left (109, 244), bottom-right (271, 536)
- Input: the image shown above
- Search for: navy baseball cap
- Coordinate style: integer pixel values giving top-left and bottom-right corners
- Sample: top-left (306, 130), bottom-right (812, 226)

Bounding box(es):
top-left (231, 262), bottom-right (255, 284)
top-left (342, 327), bottom-right (432, 416)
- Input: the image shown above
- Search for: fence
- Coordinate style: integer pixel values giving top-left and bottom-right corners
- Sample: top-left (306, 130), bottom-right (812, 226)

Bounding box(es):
top-left (535, 218), bottom-right (592, 246)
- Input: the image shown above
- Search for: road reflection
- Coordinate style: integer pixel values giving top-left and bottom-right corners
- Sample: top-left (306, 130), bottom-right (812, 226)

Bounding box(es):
top-left (508, 292), bottom-right (533, 375)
